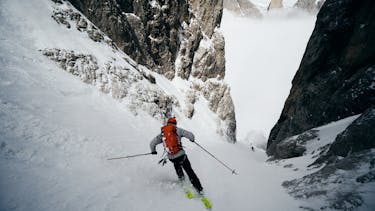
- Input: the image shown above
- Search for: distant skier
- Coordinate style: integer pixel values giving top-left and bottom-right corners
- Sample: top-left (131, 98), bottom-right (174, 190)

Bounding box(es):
top-left (250, 142), bottom-right (255, 151)
top-left (150, 117), bottom-right (204, 193)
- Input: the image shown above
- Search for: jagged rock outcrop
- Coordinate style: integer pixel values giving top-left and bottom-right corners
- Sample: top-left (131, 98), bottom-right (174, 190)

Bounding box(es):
top-left (42, 48), bottom-right (173, 120)
top-left (42, 49), bottom-right (100, 83)
top-left (51, 7), bottom-right (105, 43)
top-left (177, 0), bottom-right (225, 80)
top-left (276, 112), bottom-right (374, 210)
top-left (223, 0), bottom-right (262, 18)
top-left (269, 1), bottom-right (375, 208)
top-left (272, 130), bottom-right (318, 159)
top-left (294, 0), bottom-right (326, 13)
top-left (267, 0), bottom-right (375, 156)
top-left (196, 81), bottom-right (236, 141)
top-left (64, 0), bottom-right (236, 142)
top-left (191, 29), bottom-right (225, 81)
top-left (267, 0), bottom-right (283, 10)
top-left (67, 0), bottom-right (226, 81)
top-left (283, 149), bottom-right (375, 210)
top-left (67, 0), bottom-right (188, 79)
top-left (188, 0), bottom-right (223, 38)
top-left (314, 107), bottom-right (375, 165)
top-left (176, 18), bottom-right (203, 80)
top-left (327, 107), bottom-right (375, 156)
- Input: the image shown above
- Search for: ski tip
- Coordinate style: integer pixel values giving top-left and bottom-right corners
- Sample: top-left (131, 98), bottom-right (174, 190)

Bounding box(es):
top-left (183, 187), bottom-right (194, 199)
top-left (201, 196), bottom-right (212, 209)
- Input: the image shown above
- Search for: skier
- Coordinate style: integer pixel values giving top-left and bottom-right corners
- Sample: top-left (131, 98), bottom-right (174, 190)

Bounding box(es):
top-left (150, 117), bottom-right (204, 194)
top-left (250, 142), bottom-right (255, 151)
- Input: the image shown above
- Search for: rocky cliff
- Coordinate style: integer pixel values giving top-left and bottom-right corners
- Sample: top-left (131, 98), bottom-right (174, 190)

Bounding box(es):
top-left (223, 0), bottom-right (261, 18)
top-left (267, 0), bottom-right (283, 10)
top-left (62, 0), bottom-right (236, 142)
top-left (266, 2), bottom-right (375, 208)
top-left (267, 1), bottom-right (375, 207)
top-left (268, 0), bottom-right (375, 156)
top-left (294, 0), bottom-right (325, 13)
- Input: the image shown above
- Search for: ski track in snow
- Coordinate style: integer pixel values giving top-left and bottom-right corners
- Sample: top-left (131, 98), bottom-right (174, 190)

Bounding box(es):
top-left (0, 0), bottom-right (363, 211)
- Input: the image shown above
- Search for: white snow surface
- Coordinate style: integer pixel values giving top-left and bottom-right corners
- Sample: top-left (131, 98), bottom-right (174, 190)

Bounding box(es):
top-left (222, 6), bottom-right (316, 145)
top-left (0, 0), bottom-right (364, 211)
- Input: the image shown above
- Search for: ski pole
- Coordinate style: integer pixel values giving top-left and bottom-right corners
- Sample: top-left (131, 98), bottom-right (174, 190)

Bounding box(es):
top-left (107, 152), bottom-right (152, 160)
top-left (194, 142), bottom-right (238, 175)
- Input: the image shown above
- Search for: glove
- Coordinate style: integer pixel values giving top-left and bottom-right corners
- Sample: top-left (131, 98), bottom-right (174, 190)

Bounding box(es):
top-left (191, 135), bottom-right (195, 142)
top-left (151, 151), bottom-right (157, 155)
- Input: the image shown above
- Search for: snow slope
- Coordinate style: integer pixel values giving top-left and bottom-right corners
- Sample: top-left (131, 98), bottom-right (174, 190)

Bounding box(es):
top-left (222, 5), bottom-right (316, 146)
top-left (0, 0), bottom-right (364, 211)
top-left (0, 1), bottom-right (299, 210)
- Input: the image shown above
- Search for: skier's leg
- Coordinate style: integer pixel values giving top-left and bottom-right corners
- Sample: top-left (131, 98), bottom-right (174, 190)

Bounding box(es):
top-left (181, 155), bottom-right (203, 192)
top-left (170, 156), bottom-right (185, 180)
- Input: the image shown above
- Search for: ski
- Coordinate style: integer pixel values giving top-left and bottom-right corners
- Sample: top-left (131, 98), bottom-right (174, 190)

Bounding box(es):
top-left (180, 180), bottom-right (212, 209)
top-left (199, 194), bottom-right (212, 210)
top-left (180, 180), bottom-right (194, 199)
top-left (183, 186), bottom-right (194, 199)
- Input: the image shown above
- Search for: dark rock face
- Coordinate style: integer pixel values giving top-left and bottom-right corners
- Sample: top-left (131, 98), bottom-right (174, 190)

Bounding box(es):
top-left (272, 130), bottom-right (318, 159)
top-left (327, 107), bottom-right (375, 157)
top-left (177, 0), bottom-right (225, 81)
top-left (267, 0), bottom-right (375, 156)
top-left (67, 0), bottom-right (225, 81)
top-left (356, 170), bottom-right (375, 183)
top-left (271, 1), bottom-right (375, 207)
top-left (65, 0), bottom-right (236, 142)
top-left (68, 0), bottom-right (189, 79)
top-left (311, 107), bottom-right (375, 166)
top-left (294, 0), bottom-right (326, 13)
top-left (223, 0), bottom-right (262, 18)
top-left (189, 0), bottom-right (223, 38)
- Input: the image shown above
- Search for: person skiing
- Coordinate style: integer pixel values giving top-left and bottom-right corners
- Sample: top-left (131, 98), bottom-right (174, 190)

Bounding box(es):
top-left (150, 117), bottom-right (203, 193)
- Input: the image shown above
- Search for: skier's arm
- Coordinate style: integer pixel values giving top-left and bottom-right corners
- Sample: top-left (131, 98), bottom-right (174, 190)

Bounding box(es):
top-left (150, 134), bottom-right (162, 153)
top-left (177, 128), bottom-right (195, 142)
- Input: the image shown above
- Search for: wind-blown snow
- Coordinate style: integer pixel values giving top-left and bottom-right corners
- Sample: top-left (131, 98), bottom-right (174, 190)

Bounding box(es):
top-left (222, 7), bottom-right (316, 146)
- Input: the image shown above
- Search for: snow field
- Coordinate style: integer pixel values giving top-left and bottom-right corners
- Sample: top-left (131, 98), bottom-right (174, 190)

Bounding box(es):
top-left (222, 6), bottom-right (316, 143)
top-left (0, 0), bottom-right (301, 210)
top-left (1, 0), bottom-right (362, 211)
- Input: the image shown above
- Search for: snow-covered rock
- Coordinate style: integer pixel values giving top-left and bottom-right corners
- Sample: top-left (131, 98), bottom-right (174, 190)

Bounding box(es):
top-left (294, 0), bottom-right (325, 13)
top-left (66, 0), bottom-right (237, 142)
top-left (41, 0), bottom-right (237, 142)
top-left (267, 0), bottom-right (283, 10)
top-left (267, 114), bottom-right (375, 210)
top-left (283, 149), bottom-right (375, 210)
top-left (224, 0), bottom-right (262, 18)
top-left (268, 0), bottom-right (375, 155)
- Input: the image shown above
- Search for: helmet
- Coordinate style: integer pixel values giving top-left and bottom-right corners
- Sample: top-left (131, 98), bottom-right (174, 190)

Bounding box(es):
top-left (167, 117), bottom-right (177, 125)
